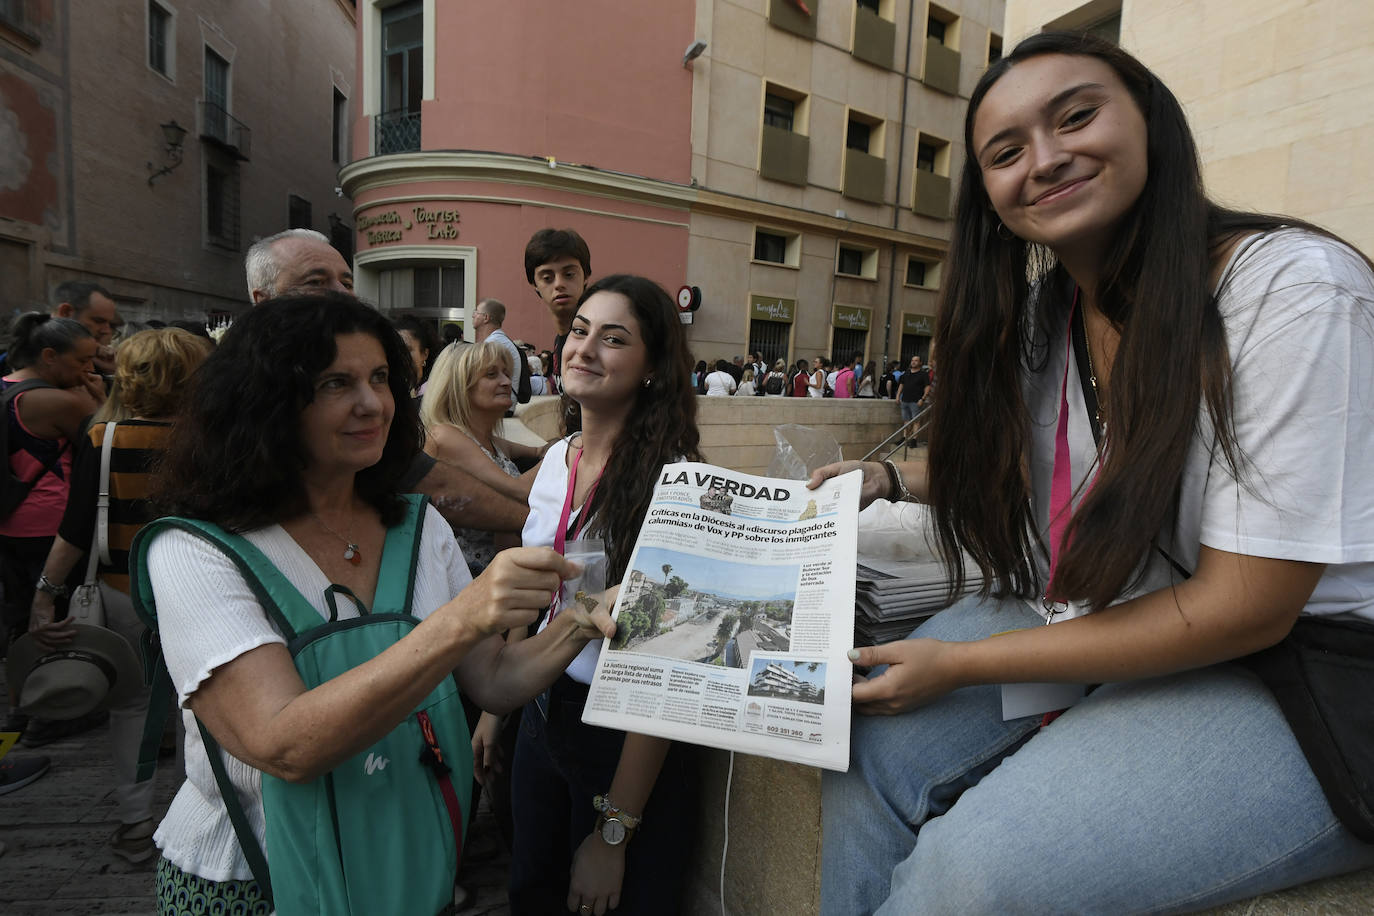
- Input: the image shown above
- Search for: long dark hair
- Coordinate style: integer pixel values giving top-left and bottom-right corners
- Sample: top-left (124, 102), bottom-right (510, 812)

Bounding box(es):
top-left (928, 31), bottom-right (1368, 608)
top-left (561, 275), bottom-right (702, 583)
top-left (156, 293), bottom-right (419, 531)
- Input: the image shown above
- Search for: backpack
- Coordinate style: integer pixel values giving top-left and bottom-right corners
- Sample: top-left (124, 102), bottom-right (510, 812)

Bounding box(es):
top-left (515, 348), bottom-right (533, 404)
top-left (131, 494), bottom-right (471, 916)
top-left (0, 379), bottom-right (65, 519)
top-left (764, 372), bottom-right (784, 395)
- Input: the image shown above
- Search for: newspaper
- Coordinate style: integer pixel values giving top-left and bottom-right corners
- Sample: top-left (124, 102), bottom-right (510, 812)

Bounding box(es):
top-left (581, 461), bottom-right (860, 771)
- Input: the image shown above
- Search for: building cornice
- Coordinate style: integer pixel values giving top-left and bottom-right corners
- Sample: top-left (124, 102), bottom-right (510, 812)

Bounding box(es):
top-left (339, 151), bottom-right (947, 256)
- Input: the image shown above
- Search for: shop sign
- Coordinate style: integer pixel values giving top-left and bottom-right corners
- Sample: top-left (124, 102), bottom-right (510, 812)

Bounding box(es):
top-left (903, 313), bottom-right (934, 336)
top-left (750, 294), bottom-right (795, 323)
top-left (357, 204), bottom-right (463, 247)
top-left (832, 304), bottom-right (871, 330)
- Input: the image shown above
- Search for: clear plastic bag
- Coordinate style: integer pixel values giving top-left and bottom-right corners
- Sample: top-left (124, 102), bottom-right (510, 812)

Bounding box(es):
top-left (561, 538), bottom-right (607, 619)
top-left (766, 424), bottom-right (844, 480)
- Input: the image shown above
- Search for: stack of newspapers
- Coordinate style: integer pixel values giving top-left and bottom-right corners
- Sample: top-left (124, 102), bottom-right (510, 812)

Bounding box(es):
top-left (853, 502), bottom-right (983, 646)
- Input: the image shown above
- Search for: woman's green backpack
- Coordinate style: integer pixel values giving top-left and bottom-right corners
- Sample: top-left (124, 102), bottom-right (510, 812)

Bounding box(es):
top-left (130, 494), bottom-right (471, 916)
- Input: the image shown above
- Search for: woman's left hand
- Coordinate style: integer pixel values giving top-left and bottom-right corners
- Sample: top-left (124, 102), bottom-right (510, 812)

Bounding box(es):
top-left (847, 638), bottom-right (962, 715)
top-left (28, 593), bottom-right (77, 651)
top-left (567, 831), bottom-right (626, 915)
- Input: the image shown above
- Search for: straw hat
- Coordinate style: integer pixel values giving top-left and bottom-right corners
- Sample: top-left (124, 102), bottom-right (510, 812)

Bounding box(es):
top-left (6, 626), bottom-right (144, 720)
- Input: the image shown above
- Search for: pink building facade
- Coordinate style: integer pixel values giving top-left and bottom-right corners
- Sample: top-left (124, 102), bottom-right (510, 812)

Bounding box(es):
top-left (341, 0), bottom-right (695, 351)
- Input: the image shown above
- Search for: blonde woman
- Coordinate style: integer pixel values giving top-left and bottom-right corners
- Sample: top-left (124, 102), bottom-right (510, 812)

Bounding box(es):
top-left (420, 341), bottom-right (541, 577)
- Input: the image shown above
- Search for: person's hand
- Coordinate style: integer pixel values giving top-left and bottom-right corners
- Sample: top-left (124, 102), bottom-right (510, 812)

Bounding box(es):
top-left (807, 460), bottom-right (888, 508)
top-left (566, 830), bottom-right (626, 915)
top-left (449, 547), bottom-right (578, 640)
top-left (564, 583), bottom-right (618, 642)
top-left (470, 711), bottom-right (505, 786)
top-left (28, 594), bottom-right (77, 651)
top-left (847, 638), bottom-right (962, 715)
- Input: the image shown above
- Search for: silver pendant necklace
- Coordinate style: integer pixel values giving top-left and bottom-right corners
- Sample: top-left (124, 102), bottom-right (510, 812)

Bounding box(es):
top-left (311, 511), bottom-right (361, 566)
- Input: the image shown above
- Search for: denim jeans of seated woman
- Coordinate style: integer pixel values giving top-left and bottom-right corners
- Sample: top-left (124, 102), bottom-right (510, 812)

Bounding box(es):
top-left (821, 595), bottom-right (1374, 916)
top-left (508, 676), bottom-right (697, 916)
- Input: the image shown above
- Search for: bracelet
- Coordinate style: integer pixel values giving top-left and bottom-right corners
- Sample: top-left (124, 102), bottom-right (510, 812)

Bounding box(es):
top-left (592, 793), bottom-right (642, 829)
top-left (36, 574), bottom-right (69, 598)
top-left (882, 459), bottom-right (914, 503)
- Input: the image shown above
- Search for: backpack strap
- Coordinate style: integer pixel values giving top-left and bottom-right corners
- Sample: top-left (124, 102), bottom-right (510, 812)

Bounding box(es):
top-left (198, 718), bottom-right (275, 902)
top-left (372, 493), bottom-right (428, 616)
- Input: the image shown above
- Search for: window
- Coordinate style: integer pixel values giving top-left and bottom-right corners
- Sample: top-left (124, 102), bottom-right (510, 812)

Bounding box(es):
top-left (148, 2), bottom-right (171, 76)
top-left (0, 0), bottom-right (37, 40)
top-left (926, 17), bottom-right (946, 43)
top-left (289, 195), bottom-right (312, 230)
top-left (755, 230), bottom-right (788, 264)
top-left (837, 245), bottom-right (878, 278)
top-left (333, 89), bottom-right (348, 163)
top-left (764, 93), bottom-right (795, 132)
top-left (846, 119), bottom-right (871, 153)
top-left (749, 319), bottom-right (790, 369)
top-left (203, 47), bottom-right (229, 142)
top-left (378, 0), bottom-right (423, 154)
top-left (916, 141), bottom-right (937, 173)
top-left (906, 259), bottom-right (926, 286)
top-left (905, 256), bottom-right (940, 287)
top-left (205, 149), bottom-right (240, 250)
top-left (753, 227), bottom-right (800, 266)
top-left (988, 32), bottom-right (1003, 65)
top-left (856, 0), bottom-right (879, 11)
top-left (377, 264), bottom-right (465, 313)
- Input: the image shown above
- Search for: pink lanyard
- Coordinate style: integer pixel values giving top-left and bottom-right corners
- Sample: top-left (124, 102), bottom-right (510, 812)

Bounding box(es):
top-left (1044, 291), bottom-right (1092, 614)
top-left (549, 445), bottom-right (602, 619)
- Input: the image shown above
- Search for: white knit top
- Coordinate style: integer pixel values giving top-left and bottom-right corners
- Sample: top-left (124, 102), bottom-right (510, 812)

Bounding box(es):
top-left (149, 506), bottom-right (471, 882)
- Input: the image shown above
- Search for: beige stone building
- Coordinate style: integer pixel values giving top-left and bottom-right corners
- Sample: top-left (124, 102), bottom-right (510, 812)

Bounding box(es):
top-left (688, 0), bottom-right (1007, 369)
top-left (1004, 0), bottom-right (1374, 255)
top-left (0, 0), bottom-right (355, 323)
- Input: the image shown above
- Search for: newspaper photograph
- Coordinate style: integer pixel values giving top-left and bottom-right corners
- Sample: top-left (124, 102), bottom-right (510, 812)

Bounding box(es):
top-left (581, 462), bottom-right (860, 771)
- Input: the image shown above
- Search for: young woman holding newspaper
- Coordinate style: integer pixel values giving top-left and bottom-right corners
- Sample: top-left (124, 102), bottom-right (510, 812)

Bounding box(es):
top-left (809, 32), bottom-right (1374, 915)
top-left (511, 274), bottom-right (703, 915)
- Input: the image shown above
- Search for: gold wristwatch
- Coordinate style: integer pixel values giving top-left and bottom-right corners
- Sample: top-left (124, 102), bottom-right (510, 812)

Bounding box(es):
top-left (592, 794), bottom-right (641, 846)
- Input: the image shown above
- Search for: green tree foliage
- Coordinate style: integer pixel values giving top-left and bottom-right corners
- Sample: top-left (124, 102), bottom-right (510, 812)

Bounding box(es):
top-left (664, 575), bottom-right (688, 599)
top-left (661, 563), bottom-right (673, 585)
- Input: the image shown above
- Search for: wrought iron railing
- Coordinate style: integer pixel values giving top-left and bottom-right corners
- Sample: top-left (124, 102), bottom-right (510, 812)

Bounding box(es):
top-left (198, 100), bottom-right (252, 160)
top-left (862, 403), bottom-right (932, 464)
top-left (375, 110), bottom-right (422, 155)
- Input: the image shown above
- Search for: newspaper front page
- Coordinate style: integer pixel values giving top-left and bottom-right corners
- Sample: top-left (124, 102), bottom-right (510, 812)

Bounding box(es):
top-left (581, 462), bottom-right (860, 771)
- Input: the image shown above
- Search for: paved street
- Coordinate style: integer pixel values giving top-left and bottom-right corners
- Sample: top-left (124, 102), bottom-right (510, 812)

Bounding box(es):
top-left (1, 691), bottom-right (513, 915)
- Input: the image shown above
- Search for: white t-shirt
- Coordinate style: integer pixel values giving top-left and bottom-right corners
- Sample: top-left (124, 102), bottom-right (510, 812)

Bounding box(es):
top-left (737, 380), bottom-right (756, 397)
top-left (704, 370), bottom-right (736, 397)
top-left (149, 507), bottom-right (472, 881)
top-left (1025, 230), bottom-right (1374, 623)
top-left (808, 369), bottom-right (825, 398)
top-left (523, 437), bottom-right (605, 683)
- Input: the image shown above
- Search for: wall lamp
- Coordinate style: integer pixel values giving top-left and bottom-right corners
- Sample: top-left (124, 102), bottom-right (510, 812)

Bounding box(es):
top-left (683, 39), bottom-right (707, 67)
top-left (147, 120), bottom-right (189, 186)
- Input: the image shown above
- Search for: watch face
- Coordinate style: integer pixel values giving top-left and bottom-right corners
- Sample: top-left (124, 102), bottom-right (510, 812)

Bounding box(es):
top-left (600, 817), bottom-right (627, 845)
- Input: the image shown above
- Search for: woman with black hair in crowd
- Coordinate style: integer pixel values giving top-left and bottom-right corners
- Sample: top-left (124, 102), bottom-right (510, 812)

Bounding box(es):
top-left (511, 274), bottom-right (701, 915)
top-left (1, 315), bottom-right (103, 740)
top-left (141, 293), bottom-right (611, 913)
top-left (810, 31), bottom-right (1374, 914)
top-left (392, 314), bottom-right (438, 401)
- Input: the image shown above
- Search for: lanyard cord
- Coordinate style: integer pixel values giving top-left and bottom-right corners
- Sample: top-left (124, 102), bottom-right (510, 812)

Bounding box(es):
top-left (549, 443), bottom-right (603, 619)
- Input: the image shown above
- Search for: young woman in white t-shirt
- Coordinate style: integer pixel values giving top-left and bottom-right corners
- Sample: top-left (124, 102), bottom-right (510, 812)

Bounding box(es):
top-left (512, 274), bottom-right (703, 915)
top-left (810, 31), bottom-right (1374, 914)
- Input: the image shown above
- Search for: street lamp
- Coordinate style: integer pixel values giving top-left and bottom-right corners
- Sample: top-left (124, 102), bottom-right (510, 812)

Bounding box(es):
top-left (147, 119), bottom-right (189, 186)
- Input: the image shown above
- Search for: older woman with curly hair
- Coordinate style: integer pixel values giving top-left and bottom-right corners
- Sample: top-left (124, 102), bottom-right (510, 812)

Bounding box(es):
top-left (140, 293), bottom-right (611, 915)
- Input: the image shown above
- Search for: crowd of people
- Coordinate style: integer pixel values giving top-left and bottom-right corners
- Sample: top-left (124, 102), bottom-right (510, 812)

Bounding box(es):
top-left (2, 31), bottom-right (1373, 916)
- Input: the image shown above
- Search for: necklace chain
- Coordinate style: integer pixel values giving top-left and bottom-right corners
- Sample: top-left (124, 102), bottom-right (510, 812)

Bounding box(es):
top-left (311, 511), bottom-right (361, 566)
top-left (1084, 329), bottom-right (1106, 430)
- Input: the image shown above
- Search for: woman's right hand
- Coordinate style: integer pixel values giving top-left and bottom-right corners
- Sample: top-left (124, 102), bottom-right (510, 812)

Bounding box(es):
top-left (807, 460), bottom-right (889, 508)
top-left (470, 711), bottom-right (505, 786)
top-left (452, 547), bottom-right (577, 639)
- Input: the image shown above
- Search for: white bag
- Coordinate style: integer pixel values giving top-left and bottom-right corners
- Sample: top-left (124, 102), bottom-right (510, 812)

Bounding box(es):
top-left (70, 421), bottom-right (117, 626)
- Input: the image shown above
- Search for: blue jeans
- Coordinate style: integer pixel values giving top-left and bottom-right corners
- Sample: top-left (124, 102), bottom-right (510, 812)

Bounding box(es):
top-left (821, 595), bottom-right (1374, 915)
top-left (508, 677), bottom-right (696, 915)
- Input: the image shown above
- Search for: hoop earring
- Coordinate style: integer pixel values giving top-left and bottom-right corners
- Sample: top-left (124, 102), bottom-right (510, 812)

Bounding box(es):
top-left (996, 221), bottom-right (1016, 241)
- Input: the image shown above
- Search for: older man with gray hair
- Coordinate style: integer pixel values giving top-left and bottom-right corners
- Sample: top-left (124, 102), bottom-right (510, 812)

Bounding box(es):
top-left (245, 228), bottom-right (354, 303)
top-left (242, 229), bottom-right (529, 534)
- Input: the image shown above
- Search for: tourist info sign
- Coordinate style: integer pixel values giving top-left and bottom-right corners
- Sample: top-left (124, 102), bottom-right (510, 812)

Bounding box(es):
top-left (582, 462), bottom-right (860, 771)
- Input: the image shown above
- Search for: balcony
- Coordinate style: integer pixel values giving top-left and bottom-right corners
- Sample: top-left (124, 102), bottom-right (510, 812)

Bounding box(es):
top-left (0, 0), bottom-right (40, 44)
top-left (198, 100), bottom-right (252, 160)
top-left (912, 169), bottom-right (951, 219)
top-left (768, 0), bottom-right (817, 40)
top-left (843, 149), bottom-right (886, 204)
top-left (922, 37), bottom-right (961, 95)
top-left (375, 110), bottom-right (422, 155)
top-left (760, 125), bottom-right (810, 187)
top-left (852, 6), bottom-right (895, 70)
